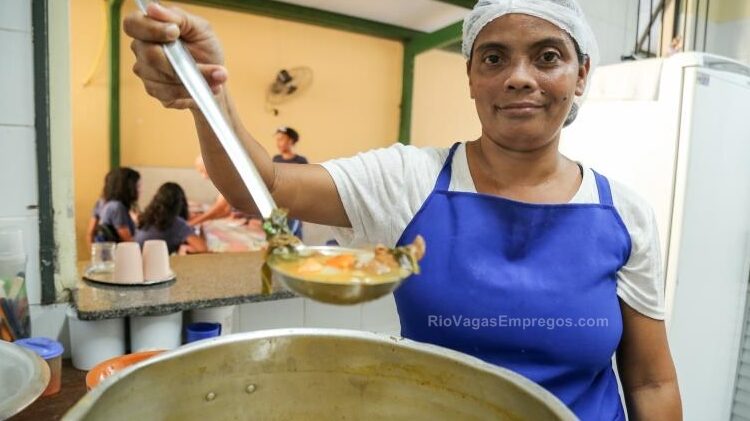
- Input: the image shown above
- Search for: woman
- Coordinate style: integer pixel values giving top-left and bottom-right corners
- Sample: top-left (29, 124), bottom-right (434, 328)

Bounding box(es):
top-left (86, 169), bottom-right (116, 248)
top-left (91, 167), bottom-right (141, 243)
top-left (136, 182), bottom-right (207, 254)
top-left (124, 1), bottom-right (681, 419)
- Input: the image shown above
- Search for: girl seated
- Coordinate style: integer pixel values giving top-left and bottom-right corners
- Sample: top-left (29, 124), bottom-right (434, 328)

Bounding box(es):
top-left (90, 167), bottom-right (141, 243)
top-left (135, 182), bottom-right (207, 254)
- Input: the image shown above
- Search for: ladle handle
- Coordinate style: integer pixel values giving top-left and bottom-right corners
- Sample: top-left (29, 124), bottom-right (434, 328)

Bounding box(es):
top-left (134, 0), bottom-right (277, 219)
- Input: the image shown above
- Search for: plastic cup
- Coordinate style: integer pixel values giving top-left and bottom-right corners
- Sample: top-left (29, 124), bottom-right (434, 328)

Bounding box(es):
top-left (185, 322), bottom-right (222, 343)
top-left (90, 242), bottom-right (116, 273)
top-left (113, 242), bottom-right (143, 283)
top-left (15, 337), bottom-right (64, 396)
top-left (142, 240), bottom-right (171, 282)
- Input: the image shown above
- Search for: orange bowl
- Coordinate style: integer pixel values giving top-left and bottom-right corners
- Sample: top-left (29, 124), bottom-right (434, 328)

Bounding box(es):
top-left (86, 350), bottom-right (164, 390)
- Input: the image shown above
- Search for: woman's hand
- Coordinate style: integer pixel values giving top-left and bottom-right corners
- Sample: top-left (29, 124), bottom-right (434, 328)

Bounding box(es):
top-left (617, 301), bottom-right (682, 420)
top-left (116, 226), bottom-right (134, 242)
top-left (184, 234), bottom-right (208, 254)
top-left (123, 3), bottom-right (228, 110)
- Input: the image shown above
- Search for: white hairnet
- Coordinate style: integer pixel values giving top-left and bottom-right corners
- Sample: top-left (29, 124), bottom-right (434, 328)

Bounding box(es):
top-left (462, 0), bottom-right (600, 125)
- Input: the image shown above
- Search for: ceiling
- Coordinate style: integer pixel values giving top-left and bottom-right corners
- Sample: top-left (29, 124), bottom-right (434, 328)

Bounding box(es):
top-left (275, 0), bottom-right (471, 33)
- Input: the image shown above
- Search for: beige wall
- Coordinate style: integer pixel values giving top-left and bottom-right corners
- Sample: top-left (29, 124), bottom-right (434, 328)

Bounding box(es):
top-left (705, 0), bottom-right (750, 64)
top-left (411, 49), bottom-right (480, 148)
top-left (71, 1), bottom-right (405, 257)
top-left (70, 0), bottom-right (111, 259)
top-left (710, 0), bottom-right (750, 23)
top-left (119, 1), bottom-right (404, 168)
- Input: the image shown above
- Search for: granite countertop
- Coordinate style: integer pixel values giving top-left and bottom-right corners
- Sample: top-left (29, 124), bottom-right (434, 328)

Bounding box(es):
top-left (73, 252), bottom-right (295, 320)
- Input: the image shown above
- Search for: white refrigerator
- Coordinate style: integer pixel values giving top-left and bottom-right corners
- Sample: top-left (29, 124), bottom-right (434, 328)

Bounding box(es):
top-left (560, 52), bottom-right (750, 421)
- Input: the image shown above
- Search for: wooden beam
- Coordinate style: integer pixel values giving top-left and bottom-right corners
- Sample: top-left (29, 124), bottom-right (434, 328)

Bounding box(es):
top-left (398, 48), bottom-right (415, 144)
top-left (661, 0), bottom-right (678, 56)
top-left (408, 21), bottom-right (463, 55)
top-left (433, 0), bottom-right (476, 9)
top-left (32, 0), bottom-right (57, 305)
top-left (109, 0), bottom-right (123, 170)
top-left (172, 0), bottom-right (424, 41)
top-left (399, 21), bottom-right (463, 144)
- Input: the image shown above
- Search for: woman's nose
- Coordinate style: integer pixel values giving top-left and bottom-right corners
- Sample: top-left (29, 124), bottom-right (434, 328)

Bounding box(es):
top-left (504, 61), bottom-right (537, 91)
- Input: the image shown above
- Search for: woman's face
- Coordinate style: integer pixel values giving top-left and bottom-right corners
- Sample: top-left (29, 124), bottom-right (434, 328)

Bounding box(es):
top-left (468, 14), bottom-right (589, 152)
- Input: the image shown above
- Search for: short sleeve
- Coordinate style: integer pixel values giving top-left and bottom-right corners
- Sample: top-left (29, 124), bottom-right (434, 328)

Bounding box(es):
top-left (100, 202), bottom-right (132, 231)
top-left (173, 217), bottom-right (195, 244)
top-left (320, 143), bottom-right (448, 248)
top-left (611, 182), bottom-right (666, 320)
top-left (91, 199), bottom-right (103, 218)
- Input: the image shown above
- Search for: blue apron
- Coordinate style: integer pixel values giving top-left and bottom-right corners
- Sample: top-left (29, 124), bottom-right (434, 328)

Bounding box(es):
top-left (394, 143), bottom-right (631, 420)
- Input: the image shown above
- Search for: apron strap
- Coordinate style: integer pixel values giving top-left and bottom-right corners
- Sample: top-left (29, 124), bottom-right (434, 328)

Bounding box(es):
top-left (592, 170), bottom-right (614, 206)
top-left (434, 142), bottom-right (461, 191)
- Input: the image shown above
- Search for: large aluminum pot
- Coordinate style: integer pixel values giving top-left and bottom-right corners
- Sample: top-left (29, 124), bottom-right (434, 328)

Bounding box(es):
top-left (65, 329), bottom-right (576, 420)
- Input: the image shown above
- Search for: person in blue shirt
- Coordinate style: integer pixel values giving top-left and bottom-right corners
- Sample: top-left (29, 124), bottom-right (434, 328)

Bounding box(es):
top-left (136, 182), bottom-right (207, 254)
top-left (272, 126), bottom-right (308, 165)
top-left (91, 167), bottom-right (141, 243)
top-left (271, 126), bottom-right (305, 238)
top-left (86, 169), bottom-right (115, 248)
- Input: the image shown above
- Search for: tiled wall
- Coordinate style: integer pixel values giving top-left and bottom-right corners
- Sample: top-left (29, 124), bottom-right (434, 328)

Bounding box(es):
top-left (236, 295), bottom-right (401, 336)
top-left (0, 0), bottom-right (42, 307)
top-left (578, 0), bottom-right (640, 65)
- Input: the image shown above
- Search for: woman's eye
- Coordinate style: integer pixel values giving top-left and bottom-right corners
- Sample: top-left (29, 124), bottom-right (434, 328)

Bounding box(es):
top-left (540, 51), bottom-right (561, 63)
top-left (483, 54), bottom-right (501, 65)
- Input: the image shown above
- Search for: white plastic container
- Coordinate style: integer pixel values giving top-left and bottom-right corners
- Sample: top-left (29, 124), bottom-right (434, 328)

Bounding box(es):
top-left (190, 305), bottom-right (235, 335)
top-left (67, 307), bottom-right (126, 370)
top-left (129, 312), bottom-right (182, 352)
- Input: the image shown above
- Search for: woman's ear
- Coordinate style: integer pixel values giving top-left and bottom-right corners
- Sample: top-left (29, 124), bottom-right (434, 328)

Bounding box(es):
top-left (467, 59), bottom-right (476, 99)
top-left (575, 56), bottom-right (591, 96)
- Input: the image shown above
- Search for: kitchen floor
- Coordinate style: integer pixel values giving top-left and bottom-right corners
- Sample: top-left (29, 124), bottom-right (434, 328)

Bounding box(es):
top-left (11, 360), bottom-right (87, 420)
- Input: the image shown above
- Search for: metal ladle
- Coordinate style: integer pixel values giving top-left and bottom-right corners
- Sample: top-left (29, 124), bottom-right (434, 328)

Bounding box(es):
top-left (133, 0), bottom-right (416, 304)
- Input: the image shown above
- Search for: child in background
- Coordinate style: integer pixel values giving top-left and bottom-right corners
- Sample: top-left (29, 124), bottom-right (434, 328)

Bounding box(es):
top-left (91, 167), bottom-right (141, 243)
top-left (272, 126), bottom-right (308, 164)
top-left (136, 182), bottom-right (207, 254)
top-left (86, 169), bottom-right (116, 248)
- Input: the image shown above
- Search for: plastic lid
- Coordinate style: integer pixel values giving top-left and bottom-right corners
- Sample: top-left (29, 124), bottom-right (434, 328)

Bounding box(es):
top-left (15, 337), bottom-right (64, 360)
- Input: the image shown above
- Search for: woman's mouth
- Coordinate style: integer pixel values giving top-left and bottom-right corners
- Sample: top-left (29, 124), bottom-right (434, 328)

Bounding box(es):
top-left (495, 102), bottom-right (544, 117)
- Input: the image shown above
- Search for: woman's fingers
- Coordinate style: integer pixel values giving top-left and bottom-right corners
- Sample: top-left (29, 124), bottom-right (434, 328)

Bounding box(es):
top-left (130, 39), bottom-right (176, 78)
top-left (124, 3), bottom-right (213, 44)
top-left (136, 62), bottom-right (226, 109)
top-left (131, 40), bottom-right (227, 83)
top-left (123, 9), bottom-right (180, 43)
top-left (124, 4), bottom-right (225, 110)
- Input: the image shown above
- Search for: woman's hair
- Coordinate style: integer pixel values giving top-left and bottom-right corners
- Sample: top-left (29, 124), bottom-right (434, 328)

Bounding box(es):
top-left (563, 38), bottom-right (587, 128)
top-left (138, 182), bottom-right (189, 231)
top-left (102, 167), bottom-right (141, 210)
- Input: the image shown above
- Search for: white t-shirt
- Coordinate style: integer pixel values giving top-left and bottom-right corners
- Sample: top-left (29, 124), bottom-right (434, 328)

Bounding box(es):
top-left (321, 143), bottom-right (665, 320)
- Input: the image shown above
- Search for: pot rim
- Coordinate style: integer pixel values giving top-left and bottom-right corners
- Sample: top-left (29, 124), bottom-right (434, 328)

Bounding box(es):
top-left (64, 328), bottom-right (576, 420)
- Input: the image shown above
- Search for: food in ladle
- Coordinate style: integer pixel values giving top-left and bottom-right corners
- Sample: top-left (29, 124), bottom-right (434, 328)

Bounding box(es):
top-left (263, 209), bottom-right (426, 285)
